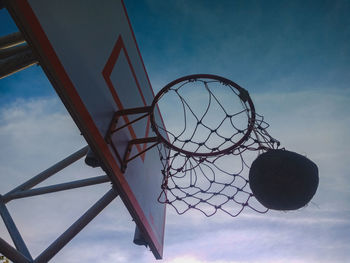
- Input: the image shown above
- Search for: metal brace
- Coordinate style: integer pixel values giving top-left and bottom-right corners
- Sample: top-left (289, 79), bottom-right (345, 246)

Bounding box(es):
top-left (105, 106), bottom-right (159, 172)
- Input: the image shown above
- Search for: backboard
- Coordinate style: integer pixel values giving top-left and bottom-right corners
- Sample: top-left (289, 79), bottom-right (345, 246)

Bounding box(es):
top-left (6, 0), bottom-right (166, 258)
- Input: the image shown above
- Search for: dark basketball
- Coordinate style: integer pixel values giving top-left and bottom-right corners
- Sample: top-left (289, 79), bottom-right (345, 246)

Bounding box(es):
top-left (249, 149), bottom-right (319, 210)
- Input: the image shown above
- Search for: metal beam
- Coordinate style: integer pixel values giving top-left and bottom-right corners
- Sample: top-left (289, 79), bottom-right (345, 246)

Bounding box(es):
top-left (0, 44), bottom-right (31, 59)
top-left (3, 175), bottom-right (110, 203)
top-left (34, 188), bottom-right (118, 263)
top-left (0, 32), bottom-right (25, 49)
top-left (0, 200), bottom-right (32, 260)
top-left (0, 48), bottom-right (38, 79)
top-left (0, 237), bottom-right (31, 263)
top-left (4, 146), bottom-right (89, 197)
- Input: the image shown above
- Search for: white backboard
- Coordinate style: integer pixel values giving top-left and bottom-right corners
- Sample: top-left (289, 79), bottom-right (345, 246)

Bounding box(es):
top-left (6, 0), bottom-right (166, 258)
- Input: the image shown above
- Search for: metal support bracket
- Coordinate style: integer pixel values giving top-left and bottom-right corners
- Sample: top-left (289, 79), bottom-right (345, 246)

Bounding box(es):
top-left (122, 137), bottom-right (159, 172)
top-left (105, 106), bottom-right (160, 172)
top-left (106, 106), bottom-right (152, 136)
top-left (0, 146), bottom-right (115, 263)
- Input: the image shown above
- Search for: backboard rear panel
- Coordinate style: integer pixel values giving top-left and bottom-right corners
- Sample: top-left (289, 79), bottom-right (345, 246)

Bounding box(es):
top-left (6, 0), bottom-right (166, 258)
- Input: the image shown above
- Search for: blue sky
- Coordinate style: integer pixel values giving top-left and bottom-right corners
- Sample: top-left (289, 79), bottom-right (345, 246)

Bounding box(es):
top-left (1, 1), bottom-right (350, 263)
top-left (0, 8), bottom-right (54, 105)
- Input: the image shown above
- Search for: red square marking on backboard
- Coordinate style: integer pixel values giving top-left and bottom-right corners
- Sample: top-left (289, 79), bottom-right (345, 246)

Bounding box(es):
top-left (102, 36), bottom-right (151, 160)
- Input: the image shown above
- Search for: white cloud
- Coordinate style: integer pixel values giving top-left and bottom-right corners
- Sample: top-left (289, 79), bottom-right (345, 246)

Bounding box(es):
top-left (1, 87), bottom-right (350, 263)
top-left (0, 97), bottom-right (87, 191)
top-left (164, 255), bottom-right (244, 263)
top-left (0, 98), bottom-right (138, 261)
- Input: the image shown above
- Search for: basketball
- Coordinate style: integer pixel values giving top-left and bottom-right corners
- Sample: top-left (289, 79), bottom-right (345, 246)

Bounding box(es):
top-left (249, 149), bottom-right (319, 210)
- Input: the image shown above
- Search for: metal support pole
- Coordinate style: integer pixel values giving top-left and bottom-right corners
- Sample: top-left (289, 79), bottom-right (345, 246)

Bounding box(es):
top-left (4, 146), bottom-right (89, 197)
top-left (0, 48), bottom-right (38, 79)
top-left (0, 200), bottom-right (32, 260)
top-left (0, 32), bottom-right (25, 49)
top-left (0, 44), bottom-right (31, 59)
top-left (3, 175), bottom-right (110, 203)
top-left (0, 237), bottom-right (31, 263)
top-left (34, 188), bottom-right (118, 263)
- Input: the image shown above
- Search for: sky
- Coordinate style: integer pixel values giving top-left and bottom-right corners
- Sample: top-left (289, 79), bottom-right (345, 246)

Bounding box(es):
top-left (1, 0), bottom-right (350, 262)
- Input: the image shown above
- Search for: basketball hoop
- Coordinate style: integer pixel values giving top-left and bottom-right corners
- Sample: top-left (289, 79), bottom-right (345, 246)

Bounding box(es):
top-left (106, 74), bottom-right (318, 217)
